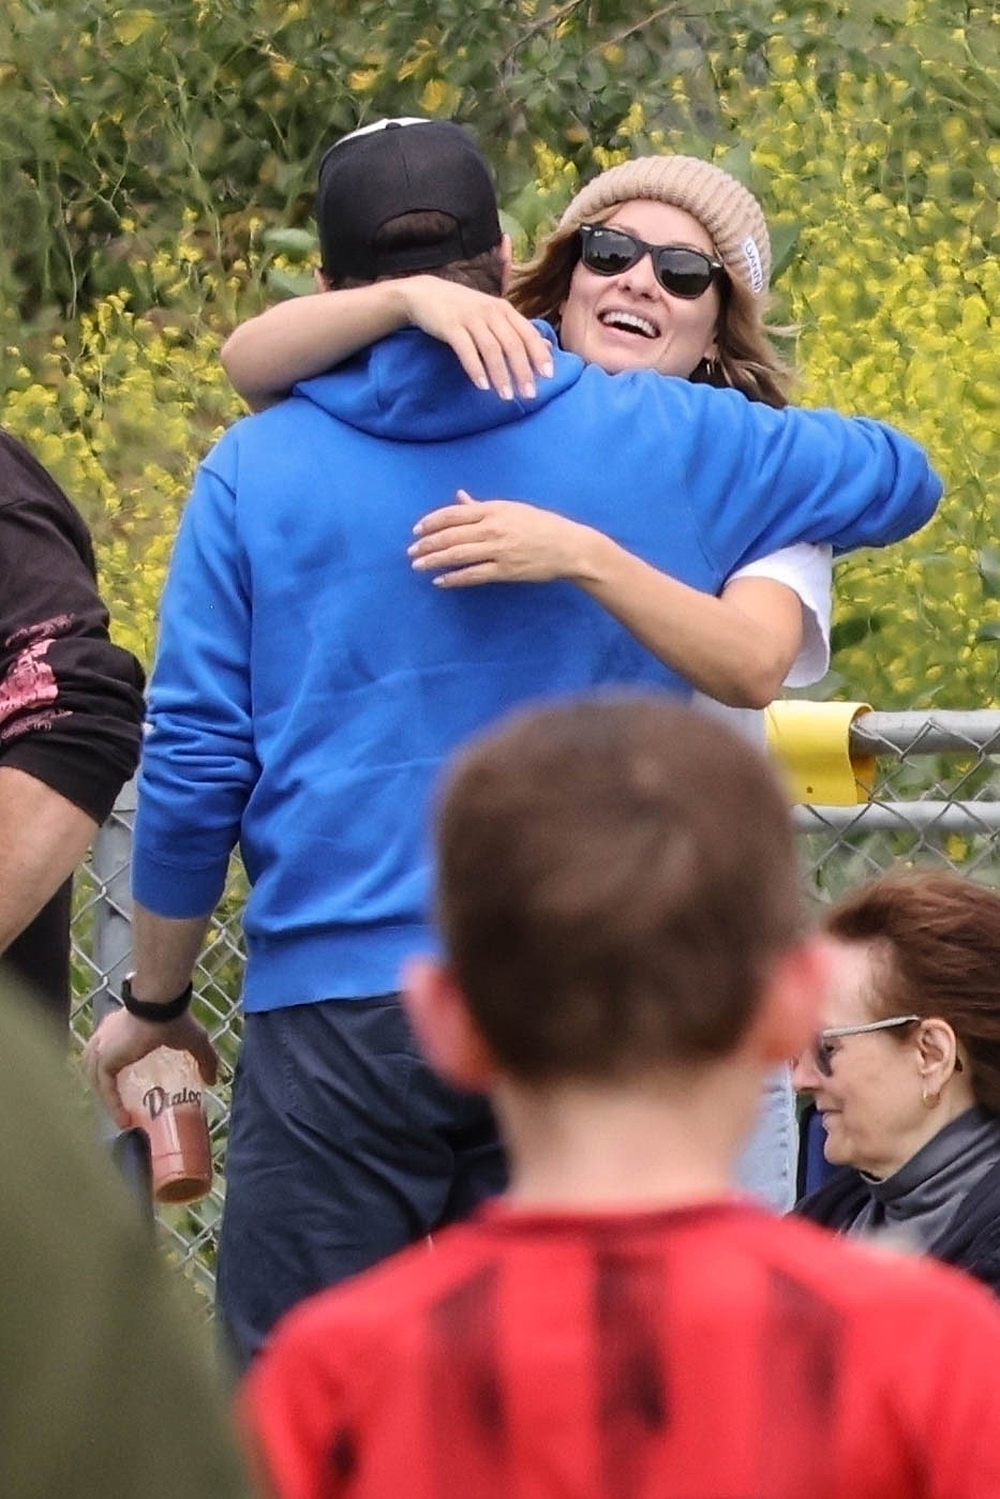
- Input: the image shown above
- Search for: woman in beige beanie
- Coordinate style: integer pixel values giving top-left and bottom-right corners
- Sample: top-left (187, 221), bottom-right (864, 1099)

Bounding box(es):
top-left (511, 153), bottom-right (788, 407)
top-left (500, 156), bottom-right (823, 1220)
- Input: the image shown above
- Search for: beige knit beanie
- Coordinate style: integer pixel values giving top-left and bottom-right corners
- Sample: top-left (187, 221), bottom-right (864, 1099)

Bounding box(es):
top-left (559, 155), bottom-right (770, 298)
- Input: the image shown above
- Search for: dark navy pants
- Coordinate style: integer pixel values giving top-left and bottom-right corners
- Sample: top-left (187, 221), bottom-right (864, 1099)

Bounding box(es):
top-left (216, 995), bottom-right (507, 1367)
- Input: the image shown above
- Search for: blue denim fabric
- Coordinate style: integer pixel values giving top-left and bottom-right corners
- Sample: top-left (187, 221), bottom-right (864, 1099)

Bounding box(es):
top-left (798, 1101), bottom-right (841, 1197)
top-left (216, 996), bottom-right (507, 1368)
top-left (735, 1065), bottom-right (798, 1213)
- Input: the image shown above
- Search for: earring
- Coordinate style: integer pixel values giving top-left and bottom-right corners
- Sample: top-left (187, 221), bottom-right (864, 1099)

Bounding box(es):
top-left (704, 356), bottom-right (717, 377)
top-left (921, 1086), bottom-right (940, 1108)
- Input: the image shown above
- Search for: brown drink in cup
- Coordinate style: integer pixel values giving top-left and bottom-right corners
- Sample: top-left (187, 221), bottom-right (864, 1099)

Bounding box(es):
top-left (118, 1047), bottom-right (213, 1204)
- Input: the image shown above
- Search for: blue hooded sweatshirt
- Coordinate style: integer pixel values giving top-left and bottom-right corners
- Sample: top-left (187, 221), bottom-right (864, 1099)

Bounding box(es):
top-left (133, 327), bottom-right (940, 1011)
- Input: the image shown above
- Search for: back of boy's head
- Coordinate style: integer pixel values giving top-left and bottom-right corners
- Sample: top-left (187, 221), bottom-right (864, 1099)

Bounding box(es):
top-left (316, 118), bottom-right (503, 289)
top-left (435, 696), bottom-right (804, 1084)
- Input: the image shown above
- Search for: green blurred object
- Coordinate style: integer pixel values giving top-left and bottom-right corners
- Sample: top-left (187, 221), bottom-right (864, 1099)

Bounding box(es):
top-left (0, 971), bottom-right (255, 1499)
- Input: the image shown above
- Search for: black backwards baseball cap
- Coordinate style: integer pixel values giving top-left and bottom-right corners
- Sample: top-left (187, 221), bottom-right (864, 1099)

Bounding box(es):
top-left (315, 118), bottom-right (503, 282)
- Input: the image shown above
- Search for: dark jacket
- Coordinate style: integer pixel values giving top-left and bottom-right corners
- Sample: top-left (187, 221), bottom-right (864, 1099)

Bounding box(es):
top-left (0, 429), bottom-right (145, 1014)
top-left (0, 429), bottom-right (145, 816)
top-left (796, 1157), bottom-right (1000, 1297)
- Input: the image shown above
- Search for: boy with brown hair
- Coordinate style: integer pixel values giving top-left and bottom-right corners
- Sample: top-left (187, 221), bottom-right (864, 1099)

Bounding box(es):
top-left (243, 696), bottom-right (1000, 1499)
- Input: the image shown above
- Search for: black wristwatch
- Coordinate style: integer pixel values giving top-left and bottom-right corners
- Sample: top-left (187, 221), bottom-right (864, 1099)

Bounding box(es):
top-left (120, 975), bottom-right (194, 1023)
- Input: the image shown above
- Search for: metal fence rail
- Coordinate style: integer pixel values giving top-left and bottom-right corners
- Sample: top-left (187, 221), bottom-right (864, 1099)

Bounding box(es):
top-left (67, 708), bottom-right (1000, 1294)
top-left (792, 709), bottom-right (1000, 898)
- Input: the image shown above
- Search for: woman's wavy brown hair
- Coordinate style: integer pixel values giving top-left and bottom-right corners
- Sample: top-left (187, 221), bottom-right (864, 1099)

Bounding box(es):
top-left (509, 207), bottom-right (794, 410)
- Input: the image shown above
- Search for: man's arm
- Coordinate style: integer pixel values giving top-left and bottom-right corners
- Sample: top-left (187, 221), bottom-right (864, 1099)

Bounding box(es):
top-left (128, 452), bottom-right (256, 922)
top-left (82, 904), bottom-right (218, 1127)
top-left (84, 451), bottom-right (254, 1123)
top-left (616, 378), bottom-right (942, 573)
top-left (720, 397), bottom-right (942, 565)
top-left (0, 432), bottom-right (145, 962)
top-left (0, 766), bottom-right (97, 953)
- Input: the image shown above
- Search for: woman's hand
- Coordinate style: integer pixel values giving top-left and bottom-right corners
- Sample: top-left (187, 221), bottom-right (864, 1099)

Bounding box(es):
top-left (400, 279), bottom-right (554, 400)
top-left (409, 490), bottom-right (595, 586)
top-left (222, 277), bottom-right (555, 409)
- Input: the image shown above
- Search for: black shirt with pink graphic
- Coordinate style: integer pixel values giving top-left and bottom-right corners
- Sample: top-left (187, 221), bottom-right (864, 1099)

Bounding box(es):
top-left (0, 429), bottom-right (145, 1016)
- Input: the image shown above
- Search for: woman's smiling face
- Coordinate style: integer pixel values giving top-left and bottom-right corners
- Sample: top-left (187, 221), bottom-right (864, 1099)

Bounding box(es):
top-left (558, 198), bottom-right (723, 378)
top-left (792, 941), bottom-right (931, 1180)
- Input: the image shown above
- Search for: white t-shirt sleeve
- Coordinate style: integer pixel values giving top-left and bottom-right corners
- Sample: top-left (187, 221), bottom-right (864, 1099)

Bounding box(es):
top-left (689, 543), bottom-right (833, 745)
top-left (728, 542), bottom-right (832, 688)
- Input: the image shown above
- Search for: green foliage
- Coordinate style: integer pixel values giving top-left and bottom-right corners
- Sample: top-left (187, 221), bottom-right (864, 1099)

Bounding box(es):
top-left (4, 0), bottom-right (990, 313)
top-left (1, 0), bottom-right (998, 710)
top-left (733, 25), bottom-right (1000, 708)
top-left (2, 233), bottom-right (246, 661)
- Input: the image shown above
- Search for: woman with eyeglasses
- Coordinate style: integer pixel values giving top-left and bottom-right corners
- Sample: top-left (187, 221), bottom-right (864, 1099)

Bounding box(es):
top-left (793, 871), bottom-right (1000, 1295)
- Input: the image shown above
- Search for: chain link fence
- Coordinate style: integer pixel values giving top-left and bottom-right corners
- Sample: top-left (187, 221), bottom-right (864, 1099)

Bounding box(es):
top-left (68, 708), bottom-right (1000, 1296)
top-left (794, 710), bottom-right (1000, 897)
top-left (71, 779), bottom-right (246, 1303)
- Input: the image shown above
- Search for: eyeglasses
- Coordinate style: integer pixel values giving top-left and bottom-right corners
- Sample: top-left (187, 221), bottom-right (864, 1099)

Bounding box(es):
top-left (578, 224), bottom-right (726, 300)
top-left (810, 1015), bottom-right (921, 1078)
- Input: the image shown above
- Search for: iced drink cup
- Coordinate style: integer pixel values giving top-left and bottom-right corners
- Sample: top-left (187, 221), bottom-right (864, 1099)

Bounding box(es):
top-left (118, 1046), bottom-right (213, 1204)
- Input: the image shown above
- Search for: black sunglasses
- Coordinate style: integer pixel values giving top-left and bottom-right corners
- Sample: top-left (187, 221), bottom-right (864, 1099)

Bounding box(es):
top-left (578, 224), bottom-right (726, 300)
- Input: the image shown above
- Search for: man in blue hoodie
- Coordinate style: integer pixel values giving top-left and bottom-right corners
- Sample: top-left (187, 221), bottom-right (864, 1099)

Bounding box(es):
top-left (84, 119), bottom-right (941, 1365)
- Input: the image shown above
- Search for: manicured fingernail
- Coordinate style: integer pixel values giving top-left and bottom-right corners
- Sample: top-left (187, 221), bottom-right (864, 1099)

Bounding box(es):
top-left (522, 382), bottom-right (536, 399)
top-left (542, 359), bottom-right (554, 377)
top-left (499, 385), bottom-right (513, 401)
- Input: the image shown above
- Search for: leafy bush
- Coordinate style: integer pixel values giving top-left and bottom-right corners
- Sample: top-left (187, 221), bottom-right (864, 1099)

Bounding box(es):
top-left (4, 0), bottom-right (989, 311)
top-left (2, 232), bottom-right (245, 661)
top-left (724, 23), bottom-right (1000, 707)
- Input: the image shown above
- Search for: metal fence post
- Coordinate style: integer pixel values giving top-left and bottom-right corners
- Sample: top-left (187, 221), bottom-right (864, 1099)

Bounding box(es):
top-left (90, 777), bottom-right (136, 1025)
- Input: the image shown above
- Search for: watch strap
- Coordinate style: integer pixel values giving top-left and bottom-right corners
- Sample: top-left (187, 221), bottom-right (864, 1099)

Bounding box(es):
top-left (120, 975), bottom-right (193, 1023)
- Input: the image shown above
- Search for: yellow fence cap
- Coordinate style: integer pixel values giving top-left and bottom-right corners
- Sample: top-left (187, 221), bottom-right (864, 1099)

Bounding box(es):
top-left (764, 700), bottom-right (876, 806)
